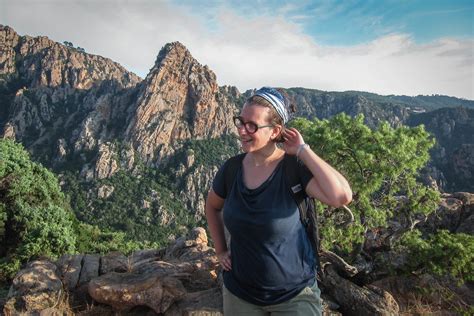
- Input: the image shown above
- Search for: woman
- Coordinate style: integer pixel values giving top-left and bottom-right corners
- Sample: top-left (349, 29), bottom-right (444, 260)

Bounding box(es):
top-left (205, 87), bottom-right (352, 315)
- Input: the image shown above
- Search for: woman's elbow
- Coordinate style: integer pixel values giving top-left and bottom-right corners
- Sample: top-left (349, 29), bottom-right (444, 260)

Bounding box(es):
top-left (331, 190), bottom-right (353, 208)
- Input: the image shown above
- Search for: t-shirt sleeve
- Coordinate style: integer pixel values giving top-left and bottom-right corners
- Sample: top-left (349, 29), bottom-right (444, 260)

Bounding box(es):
top-left (298, 159), bottom-right (313, 194)
top-left (212, 160), bottom-right (228, 199)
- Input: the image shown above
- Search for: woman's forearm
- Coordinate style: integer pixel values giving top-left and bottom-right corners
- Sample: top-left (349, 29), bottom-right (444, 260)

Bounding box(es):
top-left (205, 195), bottom-right (228, 254)
top-left (298, 145), bottom-right (352, 206)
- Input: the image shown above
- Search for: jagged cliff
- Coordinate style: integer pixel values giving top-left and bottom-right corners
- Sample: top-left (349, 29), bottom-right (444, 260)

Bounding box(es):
top-left (124, 42), bottom-right (237, 163)
top-left (406, 107), bottom-right (474, 192)
top-left (1, 24), bottom-right (141, 169)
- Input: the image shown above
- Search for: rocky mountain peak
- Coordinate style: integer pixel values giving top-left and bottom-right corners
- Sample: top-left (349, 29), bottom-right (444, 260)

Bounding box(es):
top-left (0, 25), bottom-right (21, 77)
top-left (0, 25), bottom-right (141, 90)
top-left (125, 41), bottom-right (237, 163)
top-left (151, 41), bottom-right (194, 73)
top-left (146, 41), bottom-right (217, 91)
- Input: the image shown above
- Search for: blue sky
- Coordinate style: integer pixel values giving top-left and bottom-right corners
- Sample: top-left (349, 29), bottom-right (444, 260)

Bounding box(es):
top-left (2, 0), bottom-right (473, 99)
top-left (175, 0), bottom-right (473, 44)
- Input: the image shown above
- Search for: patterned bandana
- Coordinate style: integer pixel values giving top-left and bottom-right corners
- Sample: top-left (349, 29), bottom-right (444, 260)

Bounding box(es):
top-left (253, 87), bottom-right (289, 124)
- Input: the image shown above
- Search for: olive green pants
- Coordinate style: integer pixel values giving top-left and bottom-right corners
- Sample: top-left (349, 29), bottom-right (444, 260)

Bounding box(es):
top-left (223, 280), bottom-right (322, 316)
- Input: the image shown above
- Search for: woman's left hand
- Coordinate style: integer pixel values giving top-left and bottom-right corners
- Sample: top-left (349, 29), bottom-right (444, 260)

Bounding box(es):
top-left (282, 128), bottom-right (305, 156)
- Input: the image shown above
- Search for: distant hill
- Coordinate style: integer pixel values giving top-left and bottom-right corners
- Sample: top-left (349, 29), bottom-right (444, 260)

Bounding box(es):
top-left (353, 91), bottom-right (474, 111)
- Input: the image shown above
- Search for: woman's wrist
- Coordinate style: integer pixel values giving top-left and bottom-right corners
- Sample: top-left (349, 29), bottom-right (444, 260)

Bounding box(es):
top-left (296, 143), bottom-right (309, 159)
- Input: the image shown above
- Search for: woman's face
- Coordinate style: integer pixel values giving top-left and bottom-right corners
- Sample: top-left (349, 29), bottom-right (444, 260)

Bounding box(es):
top-left (237, 104), bottom-right (279, 153)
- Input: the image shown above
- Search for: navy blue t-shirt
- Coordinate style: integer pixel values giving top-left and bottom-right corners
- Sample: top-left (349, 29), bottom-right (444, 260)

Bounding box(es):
top-left (212, 154), bottom-right (316, 306)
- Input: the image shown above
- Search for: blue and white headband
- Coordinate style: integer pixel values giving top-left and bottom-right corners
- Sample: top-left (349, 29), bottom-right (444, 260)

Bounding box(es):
top-left (253, 87), bottom-right (290, 124)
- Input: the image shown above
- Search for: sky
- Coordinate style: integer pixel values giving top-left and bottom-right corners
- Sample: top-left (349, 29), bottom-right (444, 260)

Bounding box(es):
top-left (1, 0), bottom-right (473, 99)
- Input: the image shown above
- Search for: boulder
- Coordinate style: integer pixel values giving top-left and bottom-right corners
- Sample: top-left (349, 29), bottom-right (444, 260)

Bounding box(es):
top-left (56, 254), bottom-right (84, 291)
top-left (320, 265), bottom-right (399, 315)
top-left (418, 192), bottom-right (474, 234)
top-left (88, 272), bottom-right (186, 314)
top-left (3, 260), bottom-right (65, 315)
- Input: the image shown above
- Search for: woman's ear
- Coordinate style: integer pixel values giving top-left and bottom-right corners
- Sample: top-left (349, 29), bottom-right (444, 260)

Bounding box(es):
top-left (271, 125), bottom-right (282, 141)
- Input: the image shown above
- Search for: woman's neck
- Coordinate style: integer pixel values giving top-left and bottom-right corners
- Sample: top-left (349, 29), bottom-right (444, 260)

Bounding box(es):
top-left (248, 145), bottom-right (284, 167)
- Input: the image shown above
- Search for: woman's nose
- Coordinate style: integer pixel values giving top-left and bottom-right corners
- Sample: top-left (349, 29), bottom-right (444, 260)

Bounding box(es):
top-left (237, 125), bottom-right (248, 135)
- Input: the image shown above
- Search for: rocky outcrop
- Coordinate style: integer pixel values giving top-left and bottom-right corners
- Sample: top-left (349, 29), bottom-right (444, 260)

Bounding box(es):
top-left (124, 42), bottom-right (238, 163)
top-left (89, 272), bottom-right (187, 314)
top-left (0, 25), bottom-right (139, 89)
top-left (0, 25), bottom-right (20, 78)
top-left (0, 25), bottom-right (142, 175)
top-left (3, 261), bottom-right (66, 316)
top-left (417, 192), bottom-right (474, 235)
top-left (3, 228), bottom-right (222, 315)
top-left (0, 26), bottom-right (239, 182)
top-left (3, 228), bottom-right (348, 315)
top-left (406, 107), bottom-right (474, 192)
top-left (94, 143), bottom-right (119, 179)
top-left (179, 164), bottom-right (219, 221)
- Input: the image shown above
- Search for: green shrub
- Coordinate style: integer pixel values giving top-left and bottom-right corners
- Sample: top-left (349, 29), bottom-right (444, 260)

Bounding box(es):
top-left (0, 139), bottom-right (76, 281)
top-left (397, 229), bottom-right (474, 282)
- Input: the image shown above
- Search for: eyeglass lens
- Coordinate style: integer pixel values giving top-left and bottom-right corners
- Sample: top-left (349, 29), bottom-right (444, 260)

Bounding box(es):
top-left (233, 116), bottom-right (258, 134)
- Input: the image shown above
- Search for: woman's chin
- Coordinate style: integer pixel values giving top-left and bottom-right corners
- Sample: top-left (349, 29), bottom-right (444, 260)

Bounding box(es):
top-left (240, 142), bottom-right (253, 152)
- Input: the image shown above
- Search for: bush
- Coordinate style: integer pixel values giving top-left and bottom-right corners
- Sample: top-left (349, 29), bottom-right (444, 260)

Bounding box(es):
top-left (397, 229), bottom-right (474, 283)
top-left (0, 139), bottom-right (76, 281)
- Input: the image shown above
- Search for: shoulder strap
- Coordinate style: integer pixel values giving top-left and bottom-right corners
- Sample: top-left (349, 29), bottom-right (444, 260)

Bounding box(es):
top-left (283, 154), bottom-right (308, 224)
top-left (223, 153), bottom-right (245, 197)
top-left (283, 154), bottom-right (321, 273)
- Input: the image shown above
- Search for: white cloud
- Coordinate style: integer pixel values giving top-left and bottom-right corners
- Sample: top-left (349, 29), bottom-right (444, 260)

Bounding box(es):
top-left (2, 0), bottom-right (473, 99)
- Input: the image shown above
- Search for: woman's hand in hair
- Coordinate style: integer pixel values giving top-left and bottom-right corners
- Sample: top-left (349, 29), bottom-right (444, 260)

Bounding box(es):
top-left (282, 128), bottom-right (305, 156)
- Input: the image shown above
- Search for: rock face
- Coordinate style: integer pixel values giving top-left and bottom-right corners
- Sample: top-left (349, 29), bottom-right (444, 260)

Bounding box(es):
top-left (124, 42), bottom-right (237, 163)
top-left (0, 25), bottom-right (141, 166)
top-left (418, 192), bottom-right (474, 235)
top-left (0, 26), bottom-right (238, 168)
top-left (406, 107), bottom-right (474, 192)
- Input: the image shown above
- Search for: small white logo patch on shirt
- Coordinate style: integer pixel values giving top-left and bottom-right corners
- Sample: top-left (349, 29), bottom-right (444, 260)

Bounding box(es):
top-left (291, 184), bottom-right (302, 193)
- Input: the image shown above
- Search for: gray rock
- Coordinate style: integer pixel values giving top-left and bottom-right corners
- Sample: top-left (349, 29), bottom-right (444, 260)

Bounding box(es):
top-left (78, 254), bottom-right (100, 286)
top-left (56, 254), bottom-right (84, 291)
top-left (88, 272), bottom-right (186, 314)
top-left (99, 252), bottom-right (129, 275)
top-left (3, 260), bottom-right (64, 315)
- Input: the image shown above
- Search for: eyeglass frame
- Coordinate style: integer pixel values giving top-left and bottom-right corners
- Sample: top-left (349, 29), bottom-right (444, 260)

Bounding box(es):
top-left (233, 116), bottom-right (274, 134)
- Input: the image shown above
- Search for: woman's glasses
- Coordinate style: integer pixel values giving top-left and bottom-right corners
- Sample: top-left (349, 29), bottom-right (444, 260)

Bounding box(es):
top-left (233, 116), bottom-right (273, 134)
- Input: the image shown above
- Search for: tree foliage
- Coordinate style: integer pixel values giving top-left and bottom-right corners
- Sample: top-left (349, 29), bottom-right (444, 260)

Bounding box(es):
top-left (0, 139), bottom-right (76, 281)
top-left (397, 229), bottom-right (474, 283)
top-left (291, 113), bottom-right (440, 256)
top-left (74, 222), bottom-right (159, 255)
